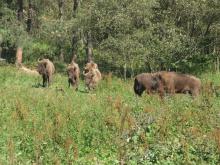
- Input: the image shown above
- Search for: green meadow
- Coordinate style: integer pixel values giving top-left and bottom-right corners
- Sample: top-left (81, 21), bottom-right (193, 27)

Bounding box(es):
top-left (0, 65), bottom-right (220, 164)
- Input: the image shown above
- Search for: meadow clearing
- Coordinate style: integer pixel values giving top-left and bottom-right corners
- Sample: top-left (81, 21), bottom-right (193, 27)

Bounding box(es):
top-left (0, 65), bottom-right (220, 164)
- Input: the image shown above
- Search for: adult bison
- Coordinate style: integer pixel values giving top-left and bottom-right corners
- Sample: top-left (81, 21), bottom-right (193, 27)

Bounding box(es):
top-left (134, 73), bottom-right (164, 97)
top-left (83, 61), bottom-right (102, 90)
top-left (157, 71), bottom-right (201, 96)
top-left (67, 61), bottom-right (80, 90)
top-left (37, 58), bottom-right (55, 87)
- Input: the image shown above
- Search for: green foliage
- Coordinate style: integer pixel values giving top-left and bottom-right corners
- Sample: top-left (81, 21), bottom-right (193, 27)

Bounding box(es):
top-left (0, 0), bottom-right (220, 73)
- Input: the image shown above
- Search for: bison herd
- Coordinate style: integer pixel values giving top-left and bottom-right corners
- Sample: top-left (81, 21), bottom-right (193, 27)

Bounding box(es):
top-left (37, 58), bottom-right (201, 97)
top-left (37, 58), bottom-right (102, 90)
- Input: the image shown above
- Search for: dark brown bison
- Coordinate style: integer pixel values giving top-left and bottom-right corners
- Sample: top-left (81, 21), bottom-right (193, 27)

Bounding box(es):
top-left (157, 71), bottom-right (201, 96)
top-left (134, 73), bottom-right (164, 97)
top-left (67, 61), bottom-right (80, 90)
top-left (83, 61), bottom-right (102, 90)
top-left (37, 58), bottom-right (55, 87)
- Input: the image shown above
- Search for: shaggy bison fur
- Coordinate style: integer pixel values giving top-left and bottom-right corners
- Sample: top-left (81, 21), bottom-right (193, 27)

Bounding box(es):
top-left (157, 71), bottom-right (201, 96)
top-left (83, 61), bottom-right (102, 90)
top-left (67, 61), bottom-right (80, 90)
top-left (37, 58), bottom-right (55, 87)
top-left (134, 73), bottom-right (164, 97)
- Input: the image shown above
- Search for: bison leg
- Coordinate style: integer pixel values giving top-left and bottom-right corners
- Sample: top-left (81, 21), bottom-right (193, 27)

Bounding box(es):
top-left (68, 79), bottom-right (71, 88)
top-left (167, 84), bottom-right (175, 95)
top-left (75, 80), bottom-right (79, 91)
top-left (146, 88), bottom-right (152, 95)
top-left (191, 88), bottom-right (200, 97)
top-left (42, 75), bottom-right (47, 87)
top-left (48, 75), bottom-right (53, 87)
top-left (68, 79), bottom-right (73, 88)
top-left (158, 84), bottom-right (165, 99)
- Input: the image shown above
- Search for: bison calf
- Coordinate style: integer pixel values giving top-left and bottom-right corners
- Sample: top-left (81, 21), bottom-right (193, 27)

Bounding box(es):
top-left (83, 61), bottom-right (102, 90)
top-left (67, 61), bottom-right (80, 90)
top-left (37, 58), bottom-right (55, 87)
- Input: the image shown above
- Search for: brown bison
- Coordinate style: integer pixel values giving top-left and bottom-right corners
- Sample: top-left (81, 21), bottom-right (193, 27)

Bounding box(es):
top-left (83, 61), bottom-right (102, 90)
top-left (134, 73), bottom-right (164, 97)
top-left (157, 71), bottom-right (201, 96)
top-left (37, 58), bottom-right (55, 87)
top-left (67, 61), bottom-right (80, 90)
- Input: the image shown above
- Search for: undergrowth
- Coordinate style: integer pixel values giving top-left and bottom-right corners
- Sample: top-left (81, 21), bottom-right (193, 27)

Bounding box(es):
top-left (0, 66), bottom-right (220, 164)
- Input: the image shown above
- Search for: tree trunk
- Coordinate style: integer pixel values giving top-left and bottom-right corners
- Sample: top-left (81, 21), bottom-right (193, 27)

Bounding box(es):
top-left (0, 47), bottom-right (2, 59)
top-left (16, 0), bottom-right (23, 66)
top-left (16, 47), bottom-right (23, 67)
top-left (86, 31), bottom-right (93, 62)
top-left (17, 0), bottom-right (23, 21)
top-left (58, 0), bottom-right (64, 21)
top-left (27, 0), bottom-right (33, 32)
top-left (58, 0), bottom-right (64, 62)
top-left (123, 55), bottom-right (127, 80)
top-left (0, 37), bottom-right (2, 59)
top-left (73, 0), bottom-right (79, 18)
top-left (71, 0), bottom-right (80, 63)
top-left (71, 30), bottom-right (78, 63)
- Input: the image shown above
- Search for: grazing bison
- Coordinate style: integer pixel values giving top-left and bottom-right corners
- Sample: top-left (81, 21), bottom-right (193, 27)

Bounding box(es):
top-left (134, 73), bottom-right (164, 97)
top-left (157, 71), bottom-right (201, 96)
top-left (67, 61), bottom-right (80, 90)
top-left (83, 61), bottom-right (102, 90)
top-left (37, 58), bottom-right (55, 87)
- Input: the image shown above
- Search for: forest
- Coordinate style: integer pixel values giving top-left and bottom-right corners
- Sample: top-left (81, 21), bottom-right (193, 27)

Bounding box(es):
top-left (0, 0), bottom-right (220, 75)
top-left (1, 0), bottom-right (220, 164)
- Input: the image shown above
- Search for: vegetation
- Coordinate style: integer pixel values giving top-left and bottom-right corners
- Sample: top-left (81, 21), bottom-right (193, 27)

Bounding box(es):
top-left (0, 0), bottom-right (220, 75)
top-left (0, 66), bottom-right (220, 164)
top-left (1, 0), bottom-right (220, 164)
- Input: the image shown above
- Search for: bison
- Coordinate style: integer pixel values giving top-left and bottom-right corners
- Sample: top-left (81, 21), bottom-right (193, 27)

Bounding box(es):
top-left (157, 71), bottom-right (201, 97)
top-left (83, 61), bottom-right (102, 90)
top-left (67, 61), bottom-right (80, 90)
top-left (37, 58), bottom-right (55, 87)
top-left (134, 73), bottom-right (164, 97)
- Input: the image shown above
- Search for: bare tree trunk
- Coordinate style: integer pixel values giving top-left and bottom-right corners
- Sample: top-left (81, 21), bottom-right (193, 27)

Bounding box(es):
top-left (0, 37), bottom-right (2, 59)
top-left (16, 47), bottom-right (23, 67)
top-left (123, 55), bottom-right (127, 80)
top-left (0, 47), bottom-right (2, 59)
top-left (59, 48), bottom-right (64, 62)
top-left (17, 0), bottom-right (23, 21)
top-left (16, 0), bottom-right (23, 66)
top-left (73, 0), bottom-right (79, 18)
top-left (85, 31), bottom-right (93, 62)
top-left (71, 31), bottom-right (78, 63)
top-left (58, 0), bottom-right (64, 21)
top-left (71, 0), bottom-right (80, 63)
top-left (27, 0), bottom-right (33, 32)
top-left (58, 0), bottom-right (64, 62)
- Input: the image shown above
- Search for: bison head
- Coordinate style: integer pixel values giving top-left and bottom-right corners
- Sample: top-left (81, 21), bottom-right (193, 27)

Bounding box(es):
top-left (83, 61), bottom-right (98, 75)
top-left (37, 61), bottom-right (47, 75)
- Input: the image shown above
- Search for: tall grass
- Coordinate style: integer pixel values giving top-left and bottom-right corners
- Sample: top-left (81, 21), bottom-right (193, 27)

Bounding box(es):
top-left (0, 66), bottom-right (220, 164)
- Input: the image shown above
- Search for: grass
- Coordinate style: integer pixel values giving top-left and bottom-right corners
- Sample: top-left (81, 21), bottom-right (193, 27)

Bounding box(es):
top-left (0, 65), bottom-right (220, 164)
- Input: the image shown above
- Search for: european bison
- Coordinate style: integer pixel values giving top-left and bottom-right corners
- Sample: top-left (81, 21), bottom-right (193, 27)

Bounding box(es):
top-left (37, 58), bottom-right (55, 87)
top-left (157, 71), bottom-right (201, 96)
top-left (134, 73), bottom-right (164, 97)
top-left (83, 61), bottom-right (102, 90)
top-left (67, 61), bottom-right (80, 90)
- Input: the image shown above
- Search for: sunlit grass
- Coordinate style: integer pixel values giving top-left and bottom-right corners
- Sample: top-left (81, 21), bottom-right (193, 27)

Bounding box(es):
top-left (0, 66), bottom-right (220, 164)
